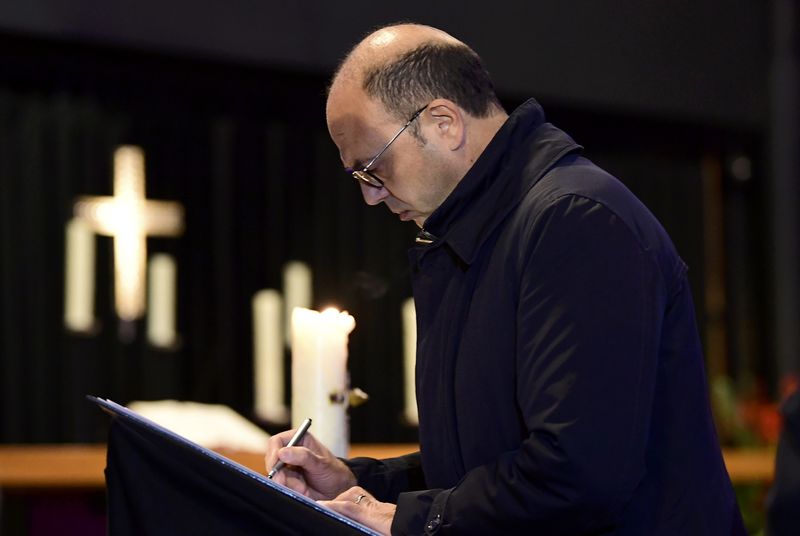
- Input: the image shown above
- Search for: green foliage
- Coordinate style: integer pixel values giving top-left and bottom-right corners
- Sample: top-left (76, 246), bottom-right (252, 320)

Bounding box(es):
top-left (735, 483), bottom-right (766, 535)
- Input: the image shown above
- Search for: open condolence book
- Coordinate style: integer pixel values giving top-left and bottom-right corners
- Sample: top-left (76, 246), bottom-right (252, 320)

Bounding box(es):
top-left (89, 396), bottom-right (380, 536)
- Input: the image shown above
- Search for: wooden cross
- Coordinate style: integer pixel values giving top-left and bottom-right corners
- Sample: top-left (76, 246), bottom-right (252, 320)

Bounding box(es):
top-left (73, 146), bottom-right (184, 321)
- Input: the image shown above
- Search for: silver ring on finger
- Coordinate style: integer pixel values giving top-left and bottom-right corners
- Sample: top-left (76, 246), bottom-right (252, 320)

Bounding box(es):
top-left (355, 493), bottom-right (366, 504)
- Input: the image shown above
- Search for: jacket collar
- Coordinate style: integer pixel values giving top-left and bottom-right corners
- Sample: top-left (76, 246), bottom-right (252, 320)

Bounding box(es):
top-left (416, 99), bottom-right (581, 265)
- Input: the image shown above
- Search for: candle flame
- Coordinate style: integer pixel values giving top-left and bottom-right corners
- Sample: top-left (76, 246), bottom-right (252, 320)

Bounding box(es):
top-left (292, 307), bottom-right (355, 334)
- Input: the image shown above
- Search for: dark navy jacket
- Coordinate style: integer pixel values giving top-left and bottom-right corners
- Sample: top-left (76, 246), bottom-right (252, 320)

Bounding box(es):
top-left (348, 99), bottom-right (744, 535)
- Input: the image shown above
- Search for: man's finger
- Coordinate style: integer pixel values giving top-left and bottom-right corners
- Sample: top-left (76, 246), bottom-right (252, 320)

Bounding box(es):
top-left (331, 486), bottom-right (368, 502)
top-left (264, 430), bottom-right (297, 472)
top-left (277, 445), bottom-right (320, 470)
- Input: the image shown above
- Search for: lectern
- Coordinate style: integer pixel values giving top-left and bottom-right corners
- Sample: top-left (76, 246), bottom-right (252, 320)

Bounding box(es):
top-left (90, 396), bottom-right (378, 535)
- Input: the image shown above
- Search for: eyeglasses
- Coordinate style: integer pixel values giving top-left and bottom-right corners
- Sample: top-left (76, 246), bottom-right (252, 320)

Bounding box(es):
top-left (346, 104), bottom-right (428, 188)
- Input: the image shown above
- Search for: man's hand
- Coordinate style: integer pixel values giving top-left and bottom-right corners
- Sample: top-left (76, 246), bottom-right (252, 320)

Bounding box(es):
top-left (264, 429), bottom-right (357, 500)
top-left (320, 486), bottom-right (396, 536)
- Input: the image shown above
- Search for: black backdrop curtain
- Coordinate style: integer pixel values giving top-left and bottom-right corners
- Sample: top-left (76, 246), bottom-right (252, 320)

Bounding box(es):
top-left (0, 32), bottom-right (765, 444)
top-left (0, 33), bottom-right (418, 443)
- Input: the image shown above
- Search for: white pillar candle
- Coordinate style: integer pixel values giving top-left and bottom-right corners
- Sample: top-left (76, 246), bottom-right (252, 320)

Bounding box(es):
top-left (146, 253), bottom-right (177, 348)
top-left (291, 307), bottom-right (355, 457)
top-left (253, 289), bottom-right (288, 423)
top-left (402, 298), bottom-right (419, 425)
top-left (283, 261), bottom-right (312, 346)
top-left (64, 217), bottom-right (96, 332)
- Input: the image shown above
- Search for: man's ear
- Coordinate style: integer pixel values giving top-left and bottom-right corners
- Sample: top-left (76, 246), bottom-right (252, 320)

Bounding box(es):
top-left (425, 99), bottom-right (466, 151)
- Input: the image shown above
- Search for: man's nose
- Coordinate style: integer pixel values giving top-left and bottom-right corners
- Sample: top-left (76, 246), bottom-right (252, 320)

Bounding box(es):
top-left (360, 182), bottom-right (389, 206)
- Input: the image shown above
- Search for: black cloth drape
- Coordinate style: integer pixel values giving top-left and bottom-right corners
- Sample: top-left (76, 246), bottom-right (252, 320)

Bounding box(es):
top-left (105, 413), bottom-right (369, 535)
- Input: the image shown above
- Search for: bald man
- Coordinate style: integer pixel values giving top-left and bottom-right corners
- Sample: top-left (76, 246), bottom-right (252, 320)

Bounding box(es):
top-left (266, 24), bottom-right (745, 535)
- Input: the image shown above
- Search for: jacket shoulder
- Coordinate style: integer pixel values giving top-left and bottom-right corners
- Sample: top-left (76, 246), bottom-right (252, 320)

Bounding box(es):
top-left (514, 154), bottom-right (687, 288)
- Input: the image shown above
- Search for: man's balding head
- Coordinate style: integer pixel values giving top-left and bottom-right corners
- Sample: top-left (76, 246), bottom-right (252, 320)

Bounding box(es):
top-left (334, 24), bottom-right (461, 83)
top-left (328, 23), bottom-right (503, 125)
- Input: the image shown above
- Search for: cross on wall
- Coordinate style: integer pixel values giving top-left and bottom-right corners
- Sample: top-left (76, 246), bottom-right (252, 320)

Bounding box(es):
top-left (72, 145), bottom-right (184, 322)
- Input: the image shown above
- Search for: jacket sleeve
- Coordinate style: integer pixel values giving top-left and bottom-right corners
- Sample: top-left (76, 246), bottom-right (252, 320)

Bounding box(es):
top-left (344, 452), bottom-right (427, 503)
top-left (393, 195), bottom-right (676, 535)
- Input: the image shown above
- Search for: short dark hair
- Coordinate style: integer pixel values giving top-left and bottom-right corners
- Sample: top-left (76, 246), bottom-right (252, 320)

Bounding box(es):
top-left (361, 42), bottom-right (503, 125)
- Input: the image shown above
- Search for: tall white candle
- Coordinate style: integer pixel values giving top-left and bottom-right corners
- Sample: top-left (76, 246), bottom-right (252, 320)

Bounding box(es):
top-left (64, 217), bottom-right (96, 332)
top-left (283, 261), bottom-right (312, 346)
top-left (147, 254), bottom-right (177, 348)
top-left (253, 289), bottom-right (288, 423)
top-left (402, 298), bottom-right (419, 425)
top-left (291, 307), bottom-right (355, 457)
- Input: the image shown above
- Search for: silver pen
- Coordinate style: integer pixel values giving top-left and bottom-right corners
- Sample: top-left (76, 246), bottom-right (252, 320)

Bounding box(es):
top-left (267, 418), bottom-right (312, 479)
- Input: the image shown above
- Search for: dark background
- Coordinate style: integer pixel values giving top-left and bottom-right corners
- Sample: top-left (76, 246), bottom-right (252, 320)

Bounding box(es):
top-left (0, 0), bottom-right (795, 446)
